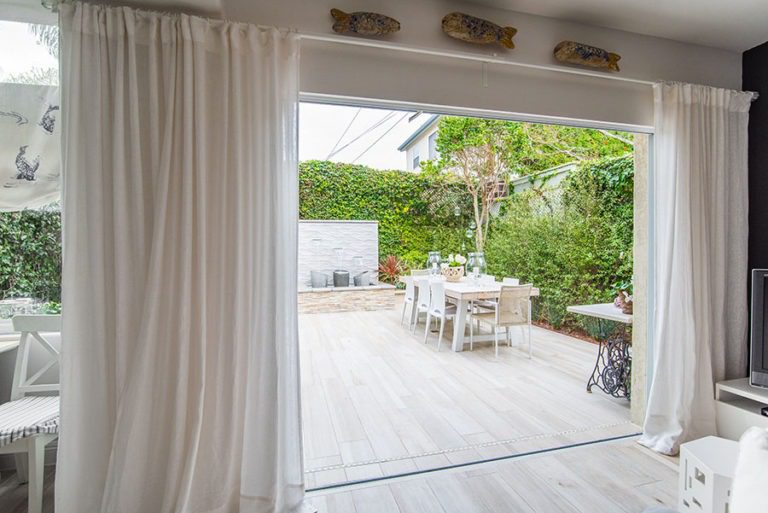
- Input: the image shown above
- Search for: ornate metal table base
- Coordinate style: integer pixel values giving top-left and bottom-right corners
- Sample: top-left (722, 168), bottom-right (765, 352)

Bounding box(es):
top-left (587, 335), bottom-right (632, 399)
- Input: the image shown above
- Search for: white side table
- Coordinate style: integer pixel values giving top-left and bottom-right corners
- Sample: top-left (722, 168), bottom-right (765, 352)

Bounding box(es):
top-left (679, 436), bottom-right (739, 513)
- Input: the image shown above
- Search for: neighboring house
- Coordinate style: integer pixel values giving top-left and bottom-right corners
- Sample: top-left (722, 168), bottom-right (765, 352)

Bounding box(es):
top-left (397, 114), bottom-right (440, 171)
top-left (509, 162), bottom-right (577, 194)
top-left (495, 162), bottom-right (577, 215)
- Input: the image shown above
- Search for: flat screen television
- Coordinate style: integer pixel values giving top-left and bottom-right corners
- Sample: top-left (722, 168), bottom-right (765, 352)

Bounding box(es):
top-left (751, 269), bottom-right (768, 388)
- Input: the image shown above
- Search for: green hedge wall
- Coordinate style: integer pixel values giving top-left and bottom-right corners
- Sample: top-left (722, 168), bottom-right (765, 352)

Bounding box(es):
top-left (0, 206), bottom-right (62, 302)
top-left (299, 160), bottom-right (474, 268)
top-left (0, 156), bottom-right (633, 325)
top-left (485, 155), bottom-right (634, 334)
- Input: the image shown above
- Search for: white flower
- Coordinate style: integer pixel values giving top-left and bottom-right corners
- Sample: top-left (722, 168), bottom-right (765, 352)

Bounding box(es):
top-left (448, 254), bottom-right (455, 263)
top-left (455, 254), bottom-right (467, 265)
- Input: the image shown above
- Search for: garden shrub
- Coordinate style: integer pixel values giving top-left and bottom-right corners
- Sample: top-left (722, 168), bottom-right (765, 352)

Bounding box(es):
top-left (485, 155), bottom-right (633, 330)
top-left (0, 204), bottom-right (62, 303)
top-left (0, 155), bottom-right (634, 330)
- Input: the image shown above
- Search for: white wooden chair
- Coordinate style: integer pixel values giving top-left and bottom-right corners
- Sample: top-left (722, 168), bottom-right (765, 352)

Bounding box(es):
top-left (0, 315), bottom-right (61, 513)
top-left (423, 280), bottom-right (457, 351)
top-left (470, 285), bottom-right (532, 358)
top-left (502, 277), bottom-right (520, 285)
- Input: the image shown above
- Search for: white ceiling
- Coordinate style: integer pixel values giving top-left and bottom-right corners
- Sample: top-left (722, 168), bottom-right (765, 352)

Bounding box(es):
top-left (9, 0), bottom-right (766, 52)
top-left (467, 0), bottom-right (768, 52)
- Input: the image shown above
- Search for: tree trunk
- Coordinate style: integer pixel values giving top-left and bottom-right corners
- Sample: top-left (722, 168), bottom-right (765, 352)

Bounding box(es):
top-left (472, 193), bottom-right (483, 252)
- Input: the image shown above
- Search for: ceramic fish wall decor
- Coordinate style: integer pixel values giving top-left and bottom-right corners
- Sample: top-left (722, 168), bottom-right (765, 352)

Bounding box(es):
top-left (330, 8), bottom-right (401, 36)
top-left (441, 12), bottom-right (517, 49)
top-left (553, 41), bottom-right (621, 72)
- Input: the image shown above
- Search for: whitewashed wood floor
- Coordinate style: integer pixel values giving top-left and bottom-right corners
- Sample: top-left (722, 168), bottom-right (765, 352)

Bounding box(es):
top-left (0, 438), bottom-right (678, 513)
top-left (1, 300), bottom-right (671, 513)
top-left (307, 437), bottom-right (678, 513)
top-left (300, 299), bottom-right (638, 489)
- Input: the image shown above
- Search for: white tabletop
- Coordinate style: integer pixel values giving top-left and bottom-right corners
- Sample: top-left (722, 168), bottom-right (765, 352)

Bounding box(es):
top-left (402, 276), bottom-right (540, 301)
top-left (566, 303), bottom-right (632, 324)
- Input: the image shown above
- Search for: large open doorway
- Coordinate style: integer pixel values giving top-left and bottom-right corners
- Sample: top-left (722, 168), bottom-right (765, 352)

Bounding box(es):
top-left (297, 100), bottom-right (650, 489)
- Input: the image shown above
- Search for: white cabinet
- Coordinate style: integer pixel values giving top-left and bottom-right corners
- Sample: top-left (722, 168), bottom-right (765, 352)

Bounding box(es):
top-left (679, 436), bottom-right (738, 513)
top-left (715, 378), bottom-right (768, 440)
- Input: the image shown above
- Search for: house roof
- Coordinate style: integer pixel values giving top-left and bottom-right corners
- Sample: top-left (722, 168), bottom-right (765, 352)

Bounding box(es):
top-left (397, 115), bottom-right (440, 152)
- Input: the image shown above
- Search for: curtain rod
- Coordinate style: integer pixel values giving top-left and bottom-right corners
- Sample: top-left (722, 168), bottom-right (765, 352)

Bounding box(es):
top-left (42, 0), bottom-right (758, 99)
top-left (36, 0), bottom-right (649, 86)
top-left (299, 32), bottom-right (657, 87)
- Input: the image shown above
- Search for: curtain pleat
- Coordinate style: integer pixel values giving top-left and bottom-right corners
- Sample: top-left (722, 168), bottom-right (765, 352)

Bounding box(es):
top-left (56, 3), bottom-right (309, 512)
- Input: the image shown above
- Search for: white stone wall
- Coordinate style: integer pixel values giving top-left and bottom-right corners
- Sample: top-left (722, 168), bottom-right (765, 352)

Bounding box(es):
top-left (298, 220), bottom-right (378, 288)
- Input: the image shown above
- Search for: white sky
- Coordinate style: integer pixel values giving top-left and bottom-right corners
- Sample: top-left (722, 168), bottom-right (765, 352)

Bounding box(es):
top-left (0, 20), bottom-right (57, 81)
top-left (300, 103), bottom-right (425, 171)
top-left (0, 20), bottom-right (418, 170)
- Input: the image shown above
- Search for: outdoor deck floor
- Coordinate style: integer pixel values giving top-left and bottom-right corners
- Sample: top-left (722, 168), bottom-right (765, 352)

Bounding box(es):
top-left (300, 298), bottom-right (638, 489)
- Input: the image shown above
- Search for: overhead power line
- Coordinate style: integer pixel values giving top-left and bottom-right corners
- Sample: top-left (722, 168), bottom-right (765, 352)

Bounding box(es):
top-left (352, 112), bottom-right (409, 164)
top-left (326, 107), bottom-right (361, 159)
top-left (328, 111), bottom-right (397, 159)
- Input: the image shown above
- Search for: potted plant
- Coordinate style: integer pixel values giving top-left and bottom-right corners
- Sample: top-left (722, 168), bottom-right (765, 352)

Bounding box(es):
top-left (613, 280), bottom-right (633, 314)
top-left (441, 253), bottom-right (467, 282)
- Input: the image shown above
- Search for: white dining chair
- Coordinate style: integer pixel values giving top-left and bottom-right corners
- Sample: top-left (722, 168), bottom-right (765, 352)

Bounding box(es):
top-left (470, 284), bottom-right (533, 358)
top-left (0, 315), bottom-right (61, 513)
top-left (502, 277), bottom-right (520, 285)
top-left (411, 269), bottom-right (430, 276)
top-left (411, 277), bottom-right (431, 333)
top-left (401, 276), bottom-right (417, 326)
top-left (423, 280), bottom-right (458, 351)
top-left (473, 275), bottom-right (499, 323)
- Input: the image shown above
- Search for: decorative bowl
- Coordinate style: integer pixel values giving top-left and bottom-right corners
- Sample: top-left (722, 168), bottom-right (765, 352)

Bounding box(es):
top-left (442, 266), bottom-right (465, 282)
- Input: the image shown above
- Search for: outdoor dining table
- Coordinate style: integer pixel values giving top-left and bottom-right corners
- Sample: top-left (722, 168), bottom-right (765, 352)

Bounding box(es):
top-left (400, 275), bottom-right (540, 352)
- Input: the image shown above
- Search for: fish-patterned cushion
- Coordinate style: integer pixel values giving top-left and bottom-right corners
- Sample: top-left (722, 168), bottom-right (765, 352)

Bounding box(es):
top-left (0, 396), bottom-right (59, 447)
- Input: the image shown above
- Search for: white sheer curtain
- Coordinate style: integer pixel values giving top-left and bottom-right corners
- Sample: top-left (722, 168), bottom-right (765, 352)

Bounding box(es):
top-left (640, 82), bottom-right (754, 455)
top-left (57, 3), bottom-right (310, 512)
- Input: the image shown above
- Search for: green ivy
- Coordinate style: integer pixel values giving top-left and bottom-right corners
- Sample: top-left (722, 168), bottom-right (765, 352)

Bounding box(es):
top-left (299, 160), bottom-right (475, 268)
top-left (0, 155), bottom-right (633, 324)
top-left (0, 205), bottom-right (62, 302)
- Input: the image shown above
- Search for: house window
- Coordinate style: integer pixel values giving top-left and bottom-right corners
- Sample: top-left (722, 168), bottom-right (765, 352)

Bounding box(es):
top-left (428, 132), bottom-right (438, 160)
top-left (412, 154), bottom-right (420, 169)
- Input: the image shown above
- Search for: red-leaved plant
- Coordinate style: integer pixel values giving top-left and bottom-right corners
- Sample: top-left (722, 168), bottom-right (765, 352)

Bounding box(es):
top-left (377, 255), bottom-right (404, 284)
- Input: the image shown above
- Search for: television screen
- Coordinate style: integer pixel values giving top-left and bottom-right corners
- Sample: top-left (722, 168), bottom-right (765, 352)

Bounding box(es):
top-left (751, 269), bottom-right (768, 387)
top-left (764, 275), bottom-right (768, 370)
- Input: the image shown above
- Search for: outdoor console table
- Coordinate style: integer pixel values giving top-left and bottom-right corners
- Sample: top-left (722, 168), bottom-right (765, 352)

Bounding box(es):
top-left (566, 303), bottom-right (632, 400)
top-left (401, 276), bottom-right (540, 352)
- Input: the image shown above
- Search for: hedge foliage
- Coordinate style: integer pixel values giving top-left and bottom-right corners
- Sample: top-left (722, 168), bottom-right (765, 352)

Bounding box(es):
top-left (0, 205), bottom-right (62, 302)
top-left (299, 160), bottom-right (474, 268)
top-left (0, 156), bottom-right (634, 329)
top-left (485, 155), bottom-right (634, 334)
